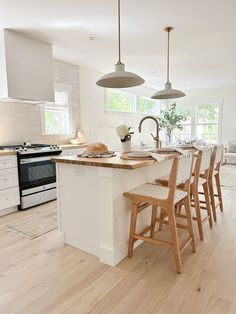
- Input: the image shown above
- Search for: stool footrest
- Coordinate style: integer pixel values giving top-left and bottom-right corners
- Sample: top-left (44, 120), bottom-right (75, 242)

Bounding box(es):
top-left (133, 234), bottom-right (173, 248)
top-left (156, 218), bottom-right (189, 231)
top-left (180, 237), bottom-right (192, 253)
top-left (133, 225), bottom-right (153, 243)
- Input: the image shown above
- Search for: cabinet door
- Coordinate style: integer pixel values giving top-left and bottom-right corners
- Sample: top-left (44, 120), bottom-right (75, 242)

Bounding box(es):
top-left (0, 168), bottom-right (19, 190)
top-left (0, 187), bottom-right (20, 211)
top-left (0, 156), bottom-right (17, 170)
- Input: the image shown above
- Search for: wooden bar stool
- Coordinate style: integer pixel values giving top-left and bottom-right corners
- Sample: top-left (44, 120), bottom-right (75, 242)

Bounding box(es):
top-left (157, 148), bottom-right (213, 241)
top-left (208, 145), bottom-right (224, 221)
top-left (124, 153), bottom-right (195, 274)
top-left (191, 147), bottom-right (213, 240)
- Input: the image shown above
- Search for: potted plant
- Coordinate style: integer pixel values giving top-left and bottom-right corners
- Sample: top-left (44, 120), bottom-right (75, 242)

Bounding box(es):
top-left (159, 103), bottom-right (186, 144)
top-left (116, 125), bottom-right (134, 153)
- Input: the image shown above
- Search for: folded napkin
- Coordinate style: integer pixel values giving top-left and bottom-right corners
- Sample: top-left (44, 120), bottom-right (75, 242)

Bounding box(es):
top-left (174, 147), bottom-right (189, 155)
top-left (192, 143), bottom-right (201, 150)
top-left (150, 153), bottom-right (166, 162)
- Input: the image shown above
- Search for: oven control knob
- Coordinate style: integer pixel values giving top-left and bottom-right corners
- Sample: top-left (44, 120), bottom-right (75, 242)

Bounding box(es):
top-left (50, 145), bottom-right (53, 149)
top-left (23, 147), bottom-right (27, 151)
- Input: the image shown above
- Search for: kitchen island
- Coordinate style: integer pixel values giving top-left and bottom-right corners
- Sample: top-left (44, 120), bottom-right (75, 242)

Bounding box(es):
top-left (52, 153), bottom-right (175, 266)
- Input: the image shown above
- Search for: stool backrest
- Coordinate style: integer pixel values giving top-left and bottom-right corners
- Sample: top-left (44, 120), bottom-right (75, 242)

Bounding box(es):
top-left (215, 144), bottom-right (223, 166)
top-left (167, 153), bottom-right (193, 202)
top-left (176, 153), bottom-right (194, 186)
top-left (192, 150), bottom-right (202, 184)
top-left (200, 148), bottom-right (212, 173)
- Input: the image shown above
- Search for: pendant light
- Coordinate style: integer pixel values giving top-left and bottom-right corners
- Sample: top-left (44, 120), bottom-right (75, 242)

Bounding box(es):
top-left (151, 27), bottom-right (185, 99)
top-left (96, 0), bottom-right (145, 88)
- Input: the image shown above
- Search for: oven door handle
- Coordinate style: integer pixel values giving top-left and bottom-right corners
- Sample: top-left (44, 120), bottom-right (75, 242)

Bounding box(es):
top-left (20, 156), bottom-right (56, 164)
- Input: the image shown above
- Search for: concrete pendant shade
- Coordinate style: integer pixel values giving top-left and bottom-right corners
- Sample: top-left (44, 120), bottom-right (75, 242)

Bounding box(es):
top-left (96, 62), bottom-right (145, 88)
top-left (96, 0), bottom-right (145, 88)
top-left (151, 82), bottom-right (186, 99)
top-left (151, 27), bottom-right (185, 100)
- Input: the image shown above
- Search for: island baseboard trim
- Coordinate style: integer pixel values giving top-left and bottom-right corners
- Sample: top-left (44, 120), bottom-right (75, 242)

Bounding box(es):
top-left (99, 239), bottom-right (143, 266)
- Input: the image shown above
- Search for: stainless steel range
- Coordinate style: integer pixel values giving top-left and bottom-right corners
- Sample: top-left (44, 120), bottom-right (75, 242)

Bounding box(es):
top-left (0, 143), bottom-right (62, 210)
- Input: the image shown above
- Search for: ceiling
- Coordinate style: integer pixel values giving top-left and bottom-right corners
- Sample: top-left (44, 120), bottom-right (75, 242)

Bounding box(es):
top-left (1, 0), bottom-right (236, 90)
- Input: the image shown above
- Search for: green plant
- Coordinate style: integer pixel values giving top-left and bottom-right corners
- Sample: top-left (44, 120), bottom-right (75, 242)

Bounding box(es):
top-left (159, 103), bottom-right (186, 143)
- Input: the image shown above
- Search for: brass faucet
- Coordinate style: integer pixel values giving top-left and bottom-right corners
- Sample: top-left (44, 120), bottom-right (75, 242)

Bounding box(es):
top-left (138, 116), bottom-right (160, 149)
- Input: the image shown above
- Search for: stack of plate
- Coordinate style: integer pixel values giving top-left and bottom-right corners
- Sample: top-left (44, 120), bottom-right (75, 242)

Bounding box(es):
top-left (154, 147), bottom-right (177, 153)
top-left (127, 151), bottom-right (152, 159)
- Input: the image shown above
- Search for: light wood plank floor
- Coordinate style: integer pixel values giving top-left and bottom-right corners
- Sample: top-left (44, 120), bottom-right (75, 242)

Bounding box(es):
top-left (0, 170), bottom-right (236, 313)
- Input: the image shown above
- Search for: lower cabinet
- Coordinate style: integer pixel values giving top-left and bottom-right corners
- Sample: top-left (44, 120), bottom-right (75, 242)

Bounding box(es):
top-left (0, 187), bottom-right (20, 211)
top-left (0, 155), bottom-right (20, 215)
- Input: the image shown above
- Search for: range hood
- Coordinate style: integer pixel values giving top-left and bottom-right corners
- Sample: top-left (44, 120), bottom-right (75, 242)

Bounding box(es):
top-left (0, 29), bottom-right (54, 104)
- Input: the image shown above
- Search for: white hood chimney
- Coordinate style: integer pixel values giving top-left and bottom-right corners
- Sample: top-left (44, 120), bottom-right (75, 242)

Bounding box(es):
top-left (0, 29), bottom-right (54, 104)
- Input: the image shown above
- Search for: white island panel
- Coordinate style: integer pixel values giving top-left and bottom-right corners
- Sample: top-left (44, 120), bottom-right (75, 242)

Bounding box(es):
top-left (56, 158), bottom-right (173, 266)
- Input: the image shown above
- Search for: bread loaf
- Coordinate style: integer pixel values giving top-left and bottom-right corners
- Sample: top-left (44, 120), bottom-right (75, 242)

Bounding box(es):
top-left (86, 142), bottom-right (108, 154)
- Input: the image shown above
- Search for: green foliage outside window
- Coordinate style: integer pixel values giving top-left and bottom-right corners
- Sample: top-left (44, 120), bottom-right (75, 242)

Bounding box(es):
top-left (106, 90), bottom-right (133, 112)
top-left (137, 97), bottom-right (157, 114)
top-left (197, 104), bottom-right (219, 123)
top-left (45, 109), bottom-right (68, 134)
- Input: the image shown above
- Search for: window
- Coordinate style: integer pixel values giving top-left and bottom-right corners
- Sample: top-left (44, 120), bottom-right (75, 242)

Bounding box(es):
top-left (106, 89), bottom-right (135, 113)
top-left (137, 96), bottom-right (159, 115)
top-left (196, 104), bottom-right (220, 143)
top-left (173, 105), bottom-right (192, 142)
top-left (106, 89), bottom-right (160, 114)
top-left (172, 103), bottom-right (221, 144)
top-left (42, 84), bottom-right (71, 135)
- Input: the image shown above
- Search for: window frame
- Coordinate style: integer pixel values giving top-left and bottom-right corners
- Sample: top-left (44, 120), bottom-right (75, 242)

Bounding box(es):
top-left (172, 102), bottom-right (223, 144)
top-left (41, 83), bottom-right (72, 136)
top-left (105, 89), bottom-right (160, 116)
top-left (195, 103), bottom-right (222, 143)
top-left (105, 89), bottom-right (136, 114)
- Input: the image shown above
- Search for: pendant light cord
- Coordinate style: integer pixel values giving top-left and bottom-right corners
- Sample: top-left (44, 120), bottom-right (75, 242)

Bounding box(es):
top-left (118, 0), bottom-right (121, 63)
top-left (167, 29), bottom-right (170, 83)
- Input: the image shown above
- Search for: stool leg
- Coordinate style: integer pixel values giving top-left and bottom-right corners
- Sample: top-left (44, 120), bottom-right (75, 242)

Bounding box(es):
top-left (192, 185), bottom-right (204, 241)
top-left (168, 207), bottom-right (182, 274)
top-left (150, 205), bottom-right (157, 238)
top-left (203, 182), bottom-right (213, 228)
top-left (184, 196), bottom-right (196, 253)
top-left (128, 203), bottom-right (138, 258)
top-left (215, 173), bottom-right (224, 212)
top-left (159, 208), bottom-right (164, 231)
top-left (209, 178), bottom-right (217, 222)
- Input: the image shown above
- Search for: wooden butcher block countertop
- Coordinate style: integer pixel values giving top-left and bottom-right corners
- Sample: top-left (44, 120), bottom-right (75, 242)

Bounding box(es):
top-left (52, 152), bottom-right (177, 170)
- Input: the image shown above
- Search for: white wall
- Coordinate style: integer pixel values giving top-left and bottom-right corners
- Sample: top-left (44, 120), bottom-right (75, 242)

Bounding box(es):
top-left (79, 67), bottom-right (164, 151)
top-left (79, 66), bottom-right (236, 148)
top-left (176, 86), bottom-right (236, 144)
top-left (0, 59), bottom-right (80, 145)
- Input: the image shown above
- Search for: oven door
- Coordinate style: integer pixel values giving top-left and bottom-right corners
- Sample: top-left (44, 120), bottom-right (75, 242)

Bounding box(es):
top-left (19, 156), bottom-right (57, 192)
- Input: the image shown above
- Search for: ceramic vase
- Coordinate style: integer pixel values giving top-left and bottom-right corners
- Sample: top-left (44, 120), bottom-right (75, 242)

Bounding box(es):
top-left (121, 140), bottom-right (131, 153)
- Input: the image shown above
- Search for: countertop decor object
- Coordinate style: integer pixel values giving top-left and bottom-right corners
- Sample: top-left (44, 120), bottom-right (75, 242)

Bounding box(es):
top-left (116, 125), bottom-right (133, 153)
top-left (96, 0), bottom-right (144, 88)
top-left (77, 129), bottom-right (86, 144)
top-left (77, 151), bottom-right (116, 159)
top-left (158, 103), bottom-right (186, 144)
top-left (151, 27), bottom-right (185, 100)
